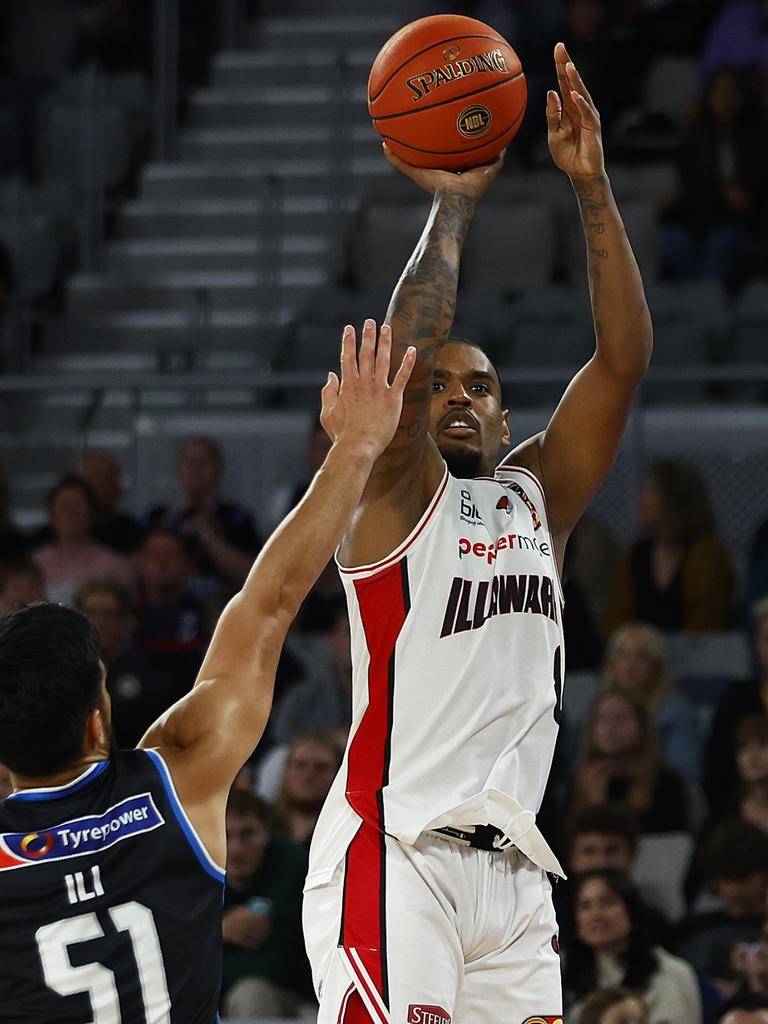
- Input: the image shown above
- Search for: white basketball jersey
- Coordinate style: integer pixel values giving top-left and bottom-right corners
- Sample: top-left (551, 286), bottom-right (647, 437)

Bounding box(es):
top-left (306, 462), bottom-right (566, 890)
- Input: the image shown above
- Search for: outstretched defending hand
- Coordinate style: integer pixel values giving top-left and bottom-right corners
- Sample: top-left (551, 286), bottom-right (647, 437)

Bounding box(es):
top-left (320, 319), bottom-right (416, 458)
top-left (547, 42), bottom-right (606, 181)
top-left (383, 142), bottom-right (505, 200)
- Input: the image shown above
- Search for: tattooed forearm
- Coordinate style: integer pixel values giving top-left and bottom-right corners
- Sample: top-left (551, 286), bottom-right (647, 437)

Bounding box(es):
top-left (571, 174), bottom-right (652, 374)
top-left (387, 191), bottom-right (478, 347)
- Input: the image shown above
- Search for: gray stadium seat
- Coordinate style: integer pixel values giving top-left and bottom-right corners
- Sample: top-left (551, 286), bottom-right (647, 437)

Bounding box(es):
top-left (0, 211), bottom-right (60, 300)
top-left (634, 832), bottom-right (694, 923)
top-left (643, 283), bottom-right (727, 402)
top-left (354, 202), bottom-right (432, 292)
top-left (464, 202), bottom-right (556, 292)
top-left (39, 101), bottom-right (134, 193)
top-left (644, 56), bottom-right (699, 126)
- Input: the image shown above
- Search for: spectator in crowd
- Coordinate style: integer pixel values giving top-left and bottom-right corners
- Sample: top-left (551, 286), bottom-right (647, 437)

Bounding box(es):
top-left (32, 475), bottom-right (134, 605)
top-left (579, 987), bottom-right (649, 1024)
top-left (78, 450), bottom-right (144, 555)
top-left (267, 415), bottom-right (331, 531)
top-left (558, 803), bottom-right (673, 950)
top-left (273, 732), bottom-right (342, 845)
top-left (266, 417), bottom-right (343, 631)
top-left (271, 598), bottom-right (352, 745)
top-left (602, 623), bottom-right (702, 782)
top-left (731, 898), bottom-right (768, 998)
top-left (0, 461), bottom-right (28, 562)
top-left (603, 460), bottom-right (734, 634)
top-left (745, 522), bottom-right (768, 620)
top-left (662, 69), bottom-right (767, 288)
top-left (689, 718), bottom-right (768, 906)
top-left (705, 602), bottom-right (768, 814)
top-left (565, 870), bottom-right (702, 1023)
top-left (568, 689), bottom-right (692, 834)
top-left (221, 790), bottom-right (309, 1020)
top-left (0, 560), bottom-right (45, 614)
top-left (145, 436), bottom-right (261, 603)
top-left (74, 578), bottom-right (170, 749)
top-left (677, 821), bottom-right (768, 976)
top-left (700, 0), bottom-right (768, 86)
top-left (734, 716), bottom-right (768, 835)
top-left (718, 991), bottom-right (768, 1024)
top-left (134, 528), bottom-right (209, 697)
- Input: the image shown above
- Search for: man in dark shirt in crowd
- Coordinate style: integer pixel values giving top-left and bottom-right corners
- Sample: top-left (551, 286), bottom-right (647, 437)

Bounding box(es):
top-left (718, 991), bottom-right (768, 1024)
top-left (0, 560), bottom-right (45, 614)
top-left (221, 789), bottom-right (309, 1020)
top-left (134, 528), bottom-right (209, 698)
top-left (79, 450), bottom-right (144, 555)
top-left (271, 597), bottom-right (351, 745)
top-left (74, 578), bottom-right (171, 748)
top-left (145, 436), bottom-right (261, 603)
top-left (677, 821), bottom-right (768, 974)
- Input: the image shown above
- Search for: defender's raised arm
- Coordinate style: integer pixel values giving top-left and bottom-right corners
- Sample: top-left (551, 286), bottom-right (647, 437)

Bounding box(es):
top-left (140, 325), bottom-right (415, 862)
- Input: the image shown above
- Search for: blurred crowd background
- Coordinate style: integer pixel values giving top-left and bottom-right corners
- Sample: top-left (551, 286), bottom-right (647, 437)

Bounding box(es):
top-left (0, 1), bottom-right (768, 1023)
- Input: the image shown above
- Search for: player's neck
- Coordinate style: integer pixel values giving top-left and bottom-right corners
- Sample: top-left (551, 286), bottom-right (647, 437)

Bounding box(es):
top-left (9, 752), bottom-right (110, 795)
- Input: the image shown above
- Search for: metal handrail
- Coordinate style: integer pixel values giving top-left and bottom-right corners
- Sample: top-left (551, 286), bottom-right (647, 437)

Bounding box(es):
top-left (2, 364), bottom-right (768, 394)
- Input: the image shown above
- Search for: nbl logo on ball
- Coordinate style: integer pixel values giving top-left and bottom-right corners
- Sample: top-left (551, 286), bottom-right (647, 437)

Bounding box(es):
top-left (457, 104), bottom-right (492, 139)
top-left (521, 1018), bottom-right (563, 1024)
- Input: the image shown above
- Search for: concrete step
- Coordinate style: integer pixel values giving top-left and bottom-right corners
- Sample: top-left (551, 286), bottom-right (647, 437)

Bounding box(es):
top-left (68, 269), bottom-right (324, 313)
top-left (104, 235), bottom-right (331, 275)
top-left (180, 123), bottom-right (376, 162)
top-left (141, 157), bottom-right (390, 199)
top-left (212, 47), bottom-right (377, 88)
top-left (117, 196), bottom-right (357, 240)
top-left (35, 348), bottom-right (275, 374)
top-left (47, 310), bottom-right (292, 352)
top-left (187, 83), bottom-right (369, 128)
top-left (255, 15), bottom-right (398, 49)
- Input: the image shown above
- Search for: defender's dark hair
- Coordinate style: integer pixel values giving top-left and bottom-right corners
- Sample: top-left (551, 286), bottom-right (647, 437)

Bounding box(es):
top-left (0, 602), bottom-right (103, 776)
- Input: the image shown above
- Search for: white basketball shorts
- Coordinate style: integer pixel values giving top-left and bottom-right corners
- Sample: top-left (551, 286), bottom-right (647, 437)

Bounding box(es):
top-left (303, 822), bottom-right (563, 1024)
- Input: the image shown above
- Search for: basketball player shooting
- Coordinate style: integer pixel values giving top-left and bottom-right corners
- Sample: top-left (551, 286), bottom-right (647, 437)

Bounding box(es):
top-left (0, 331), bottom-right (414, 1023)
top-left (303, 43), bottom-right (653, 1024)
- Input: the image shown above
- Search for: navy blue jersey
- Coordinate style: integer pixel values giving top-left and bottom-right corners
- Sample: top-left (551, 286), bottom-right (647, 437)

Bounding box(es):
top-left (0, 749), bottom-right (224, 1023)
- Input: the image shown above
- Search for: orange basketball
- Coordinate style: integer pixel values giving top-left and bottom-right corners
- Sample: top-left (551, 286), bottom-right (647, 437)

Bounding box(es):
top-left (368, 14), bottom-right (527, 171)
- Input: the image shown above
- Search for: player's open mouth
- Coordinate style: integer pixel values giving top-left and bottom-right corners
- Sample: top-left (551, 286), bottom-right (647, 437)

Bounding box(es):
top-left (442, 416), bottom-right (478, 439)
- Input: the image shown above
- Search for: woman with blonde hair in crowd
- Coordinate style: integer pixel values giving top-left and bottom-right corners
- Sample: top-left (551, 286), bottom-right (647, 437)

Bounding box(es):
top-left (273, 732), bottom-right (342, 845)
top-left (568, 688), bottom-right (691, 834)
top-left (602, 622), bottom-right (701, 782)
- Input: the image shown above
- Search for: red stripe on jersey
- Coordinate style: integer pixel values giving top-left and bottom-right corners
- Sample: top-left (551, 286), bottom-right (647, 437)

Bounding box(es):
top-left (341, 987), bottom-right (380, 1023)
top-left (340, 557), bottom-right (410, 1012)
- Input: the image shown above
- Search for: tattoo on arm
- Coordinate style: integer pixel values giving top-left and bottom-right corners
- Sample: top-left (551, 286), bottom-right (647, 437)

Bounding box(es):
top-left (374, 191), bottom-right (478, 479)
top-left (573, 176), bottom-right (609, 337)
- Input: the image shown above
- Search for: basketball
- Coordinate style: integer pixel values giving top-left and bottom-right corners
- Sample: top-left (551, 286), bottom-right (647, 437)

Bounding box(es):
top-left (368, 14), bottom-right (527, 171)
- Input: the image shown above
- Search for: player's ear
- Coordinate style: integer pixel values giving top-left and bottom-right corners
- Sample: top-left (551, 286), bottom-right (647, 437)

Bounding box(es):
top-left (84, 705), bottom-right (108, 752)
top-left (500, 409), bottom-right (511, 448)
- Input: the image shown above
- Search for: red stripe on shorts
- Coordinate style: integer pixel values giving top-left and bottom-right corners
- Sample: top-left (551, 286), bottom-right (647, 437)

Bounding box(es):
top-left (340, 557), bottom-right (410, 1013)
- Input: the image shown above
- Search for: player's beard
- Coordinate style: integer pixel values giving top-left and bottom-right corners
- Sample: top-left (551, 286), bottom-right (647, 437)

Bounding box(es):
top-left (439, 443), bottom-right (484, 480)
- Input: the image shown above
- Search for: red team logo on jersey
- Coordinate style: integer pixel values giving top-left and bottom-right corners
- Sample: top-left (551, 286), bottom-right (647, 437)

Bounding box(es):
top-left (407, 1006), bottom-right (451, 1024)
top-left (521, 1017), bottom-right (563, 1024)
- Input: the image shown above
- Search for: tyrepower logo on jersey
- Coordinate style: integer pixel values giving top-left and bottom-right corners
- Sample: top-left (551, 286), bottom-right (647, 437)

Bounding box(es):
top-left (458, 533), bottom-right (550, 565)
top-left (440, 573), bottom-right (558, 637)
top-left (407, 1006), bottom-right (451, 1024)
top-left (0, 793), bottom-right (165, 872)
